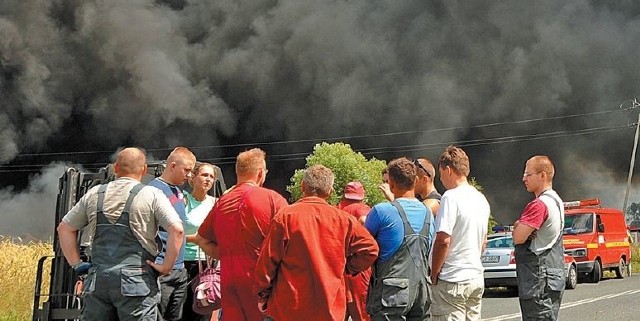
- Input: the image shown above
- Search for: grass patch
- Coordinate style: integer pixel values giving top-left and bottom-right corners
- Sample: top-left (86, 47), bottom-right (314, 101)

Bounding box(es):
top-left (632, 243), bottom-right (640, 273)
top-left (0, 237), bottom-right (52, 321)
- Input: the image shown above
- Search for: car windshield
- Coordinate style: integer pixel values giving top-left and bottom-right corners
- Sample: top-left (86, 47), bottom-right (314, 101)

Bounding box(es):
top-left (564, 213), bottom-right (594, 235)
top-left (486, 236), bottom-right (514, 248)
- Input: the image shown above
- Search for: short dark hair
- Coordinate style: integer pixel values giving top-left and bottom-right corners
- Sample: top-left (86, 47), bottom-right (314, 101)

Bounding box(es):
top-left (438, 145), bottom-right (470, 177)
top-left (387, 157), bottom-right (416, 190)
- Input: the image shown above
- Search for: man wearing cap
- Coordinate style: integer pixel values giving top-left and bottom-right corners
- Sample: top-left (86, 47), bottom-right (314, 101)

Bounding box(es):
top-left (337, 181), bottom-right (372, 321)
top-left (337, 181), bottom-right (370, 224)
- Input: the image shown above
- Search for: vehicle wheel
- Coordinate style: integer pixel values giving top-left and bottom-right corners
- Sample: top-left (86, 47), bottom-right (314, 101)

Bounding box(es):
top-left (566, 264), bottom-right (578, 289)
top-left (615, 258), bottom-right (626, 279)
top-left (589, 260), bottom-right (602, 283)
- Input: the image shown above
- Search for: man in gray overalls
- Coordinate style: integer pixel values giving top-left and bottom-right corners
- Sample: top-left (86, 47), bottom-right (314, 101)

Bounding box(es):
top-left (513, 155), bottom-right (565, 321)
top-left (365, 157), bottom-right (434, 321)
top-left (57, 147), bottom-right (184, 320)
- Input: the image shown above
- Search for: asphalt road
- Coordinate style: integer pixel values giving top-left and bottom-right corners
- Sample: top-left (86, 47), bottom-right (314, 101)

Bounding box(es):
top-left (481, 273), bottom-right (640, 320)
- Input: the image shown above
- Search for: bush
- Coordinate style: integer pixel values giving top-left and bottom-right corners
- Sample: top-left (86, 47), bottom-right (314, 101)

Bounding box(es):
top-left (286, 142), bottom-right (387, 206)
top-left (632, 243), bottom-right (640, 273)
top-left (469, 178), bottom-right (498, 233)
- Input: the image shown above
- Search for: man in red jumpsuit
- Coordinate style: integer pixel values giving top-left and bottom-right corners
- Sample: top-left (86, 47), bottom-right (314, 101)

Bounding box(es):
top-left (254, 165), bottom-right (379, 321)
top-left (336, 181), bottom-right (372, 321)
top-left (196, 148), bottom-right (288, 321)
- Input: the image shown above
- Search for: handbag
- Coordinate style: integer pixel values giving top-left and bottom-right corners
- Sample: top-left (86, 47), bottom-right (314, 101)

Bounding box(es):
top-left (191, 255), bottom-right (222, 314)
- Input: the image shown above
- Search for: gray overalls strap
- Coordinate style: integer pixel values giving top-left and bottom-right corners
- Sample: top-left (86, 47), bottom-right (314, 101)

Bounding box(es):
top-left (515, 191), bottom-right (565, 321)
top-left (81, 183), bottom-right (160, 321)
top-left (366, 201), bottom-right (431, 320)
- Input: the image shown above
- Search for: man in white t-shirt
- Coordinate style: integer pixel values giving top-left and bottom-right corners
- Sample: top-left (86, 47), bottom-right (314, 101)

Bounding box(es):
top-left (429, 146), bottom-right (490, 321)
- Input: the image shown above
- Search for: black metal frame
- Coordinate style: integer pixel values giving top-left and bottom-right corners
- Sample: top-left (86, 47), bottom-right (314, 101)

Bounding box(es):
top-left (32, 163), bottom-right (226, 320)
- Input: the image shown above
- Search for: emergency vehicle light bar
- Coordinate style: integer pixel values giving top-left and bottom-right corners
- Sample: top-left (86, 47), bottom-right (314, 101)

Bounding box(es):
top-left (563, 198), bottom-right (600, 209)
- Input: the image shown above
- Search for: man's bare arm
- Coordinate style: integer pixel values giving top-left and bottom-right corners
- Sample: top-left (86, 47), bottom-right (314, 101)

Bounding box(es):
top-left (424, 199), bottom-right (439, 217)
top-left (482, 234), bottom-right (488, 252)
top-left (430, 231), bottom-right (451, 285)
top-left (194, 233), bottom-right (219, 259)
top-left (512, 220), bottom-right (536, 245)
top-left (57, 222), bottom-right (82, 266)
top-left (147, 222), bottom-right (184, 275)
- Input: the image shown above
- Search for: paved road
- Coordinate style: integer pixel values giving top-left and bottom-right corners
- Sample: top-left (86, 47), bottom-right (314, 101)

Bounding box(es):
top-left (481, 273), bottom-right (640, 320)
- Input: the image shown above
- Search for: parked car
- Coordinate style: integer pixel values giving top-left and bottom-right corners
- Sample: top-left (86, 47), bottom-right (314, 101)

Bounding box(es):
top-left (482, 233), bottom-right (577, 290)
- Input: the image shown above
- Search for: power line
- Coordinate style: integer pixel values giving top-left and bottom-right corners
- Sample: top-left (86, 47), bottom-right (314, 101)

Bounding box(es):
top-left (12, 108), bottom-right (627, 158)
top-left (3, 122), bottom-right (618, 172)
top-left (0, 110), bottom-right (631, 172)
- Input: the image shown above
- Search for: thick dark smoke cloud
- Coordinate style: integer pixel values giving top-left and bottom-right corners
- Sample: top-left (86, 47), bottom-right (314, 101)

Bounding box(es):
top-left (0, 163), bottom-right (67, 240)
top-left (2, 0), bottom-right (640, 238)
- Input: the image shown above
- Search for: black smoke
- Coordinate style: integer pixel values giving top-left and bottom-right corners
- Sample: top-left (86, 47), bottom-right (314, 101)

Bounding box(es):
top-left (2, 0), bottom-right (640, 239)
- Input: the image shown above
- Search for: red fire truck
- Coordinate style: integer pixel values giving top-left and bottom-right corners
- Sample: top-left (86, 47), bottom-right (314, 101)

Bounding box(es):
top-left (562, 199), bottom-right (632, 283)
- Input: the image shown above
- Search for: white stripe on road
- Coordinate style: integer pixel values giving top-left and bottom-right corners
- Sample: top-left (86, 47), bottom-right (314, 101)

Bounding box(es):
top-left (482, 289), bottom-right (640, 321)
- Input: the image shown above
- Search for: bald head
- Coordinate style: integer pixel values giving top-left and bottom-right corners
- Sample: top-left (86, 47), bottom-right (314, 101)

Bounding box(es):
top-left (115, 147), bottom-right (147, 180)
top-left (526, 155), bottom-right (555, 182)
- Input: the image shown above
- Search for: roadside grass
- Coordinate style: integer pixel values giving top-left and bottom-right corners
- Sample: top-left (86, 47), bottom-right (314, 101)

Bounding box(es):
top-left (631, 243), bottom-right (640, 273)
top-left (0, 237), bottom-right (52, 321)
top-left (600, 243), bottom-right (639, 278)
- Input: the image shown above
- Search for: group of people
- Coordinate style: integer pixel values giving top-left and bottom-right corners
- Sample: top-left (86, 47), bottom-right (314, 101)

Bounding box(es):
top-left (57, 144), bottom-right (566, 321)
top-left (58, 147), bottom-right (220, 321)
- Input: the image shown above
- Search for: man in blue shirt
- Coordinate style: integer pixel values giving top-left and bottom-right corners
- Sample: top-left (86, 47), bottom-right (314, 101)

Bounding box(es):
top-left (365, 157), bottom-right (434, 320)
top-left (148, 147), bottom-right (196, 321)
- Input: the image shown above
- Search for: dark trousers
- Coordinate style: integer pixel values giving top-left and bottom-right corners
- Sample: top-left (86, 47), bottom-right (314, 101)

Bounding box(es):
top-left (519, 290), bottom-right (563, 321)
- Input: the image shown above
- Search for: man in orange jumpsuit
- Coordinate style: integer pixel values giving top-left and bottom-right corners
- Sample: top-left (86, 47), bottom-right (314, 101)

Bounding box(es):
top-left (196, 148), bottom-right (288, 321)
top-left (336, 181), bottom-right (372, 321)
top-left (254, 165), bottom-right (379, 321)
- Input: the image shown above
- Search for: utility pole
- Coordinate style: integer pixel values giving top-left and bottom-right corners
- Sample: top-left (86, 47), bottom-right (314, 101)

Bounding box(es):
top-left (622, 99), bottom-right (640, 221)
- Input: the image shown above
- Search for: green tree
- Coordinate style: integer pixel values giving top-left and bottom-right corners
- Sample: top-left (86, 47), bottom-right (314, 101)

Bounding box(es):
top-left (626, 202), bottom-right (640, 227)
top-left (287, 144), bottom-right (498, 231)
top-left (470, 177), bottom-right (498, 233)
top-left (286, 142), bottom-right (387, 206)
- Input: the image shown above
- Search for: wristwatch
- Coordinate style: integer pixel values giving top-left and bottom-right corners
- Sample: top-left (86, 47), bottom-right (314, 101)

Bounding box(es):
top-left (71, 261), bottom-right (84, 270)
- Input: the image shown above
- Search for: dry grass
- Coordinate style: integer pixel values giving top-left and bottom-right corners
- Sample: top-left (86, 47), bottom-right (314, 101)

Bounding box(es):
top-left (632, 243), bottom-right (640, 272)
top-left (0, 238), bottom-right (52, 321)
